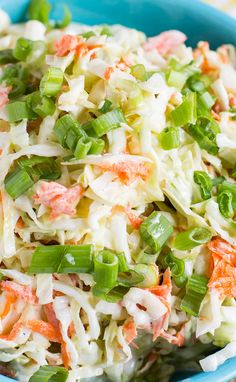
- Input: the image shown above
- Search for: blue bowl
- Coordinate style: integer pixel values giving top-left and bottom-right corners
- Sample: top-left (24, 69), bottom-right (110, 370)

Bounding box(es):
top-left (0, 0), bottom-right (236, 381)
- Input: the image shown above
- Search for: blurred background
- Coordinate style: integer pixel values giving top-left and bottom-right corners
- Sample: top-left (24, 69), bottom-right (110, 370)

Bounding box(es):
top-left (205, 0), bottom-right (236, 17)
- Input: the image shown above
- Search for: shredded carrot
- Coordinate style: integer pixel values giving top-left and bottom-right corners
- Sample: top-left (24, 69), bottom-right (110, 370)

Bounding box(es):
top-left (143, 30), bottom-right (186, 55)
top-left (104, 66), bottom-right (114, 80)
top-left (208, 237), bottom-right (236, 267)
top-left (0, 85), bottom-right (11, 109)
top-left (123, 319), bottom-right (137, 345)
top-left (218, 45), bottom-right (229, 64)
top-left (33, 181), bottom-right (83, 219)
top-left (55, 35), bottom-right (80, 56)
top-left (16, 217), bottom-right (25, 229)
top-left (98, 161), bottom-right (151, 185)
top-left (55, 35), bottom-right (103, 59)
top-left (68, 322), bottom-right (75, 338)
top-left (44, 303), bottom-right (60, 330)
top-left (151, 315), bottom-right (166, 341)
top-left (44, 304), bottom-right (72, 366)
top-left (211, 110), bottom-right (221, 121)
top-left (112, 205), bottom-right (143, 229)
top-left (26, 320), bottom-right (62, 342)
top-left (0, 293), bottom-right (17, 319)
top-left (160, 326), bottom-right (185, 347)
top-left (208, 237), bottom-right (236, 298)
top-left (61, 340), bottom-right (71, 368)
top-left (0, 321), bottom-right (23, 341)
top-left (229, 94), bottom-right (236, 108)
top-left (0, 281), bottom-right (38, 305)
top-left (148, 268), bottom-right (172, 301)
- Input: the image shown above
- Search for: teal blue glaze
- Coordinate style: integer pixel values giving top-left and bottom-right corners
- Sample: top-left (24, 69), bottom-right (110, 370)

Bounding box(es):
top-left (0, 1), bottom-right (236, 381)
top-left (0, 0), bottom-right (236, 47)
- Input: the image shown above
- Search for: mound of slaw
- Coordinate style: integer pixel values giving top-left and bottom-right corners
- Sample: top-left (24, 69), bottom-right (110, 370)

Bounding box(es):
top-left (0, 1), bottom-right (236, 381)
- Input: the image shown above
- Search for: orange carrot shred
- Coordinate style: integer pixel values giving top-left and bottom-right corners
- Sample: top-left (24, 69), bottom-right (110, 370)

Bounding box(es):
top-left (0, 294), bottom-right (17, 319)
top-left (0, 281), bottom-right (38, 305)
top-left (26, 320), bottom-right (62, 342)
top-left (123, 319), bottom-right (137, 345)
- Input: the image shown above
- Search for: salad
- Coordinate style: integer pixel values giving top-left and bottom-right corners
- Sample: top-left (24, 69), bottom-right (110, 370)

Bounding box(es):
top-left (0, 0), bottom-right (236, 381)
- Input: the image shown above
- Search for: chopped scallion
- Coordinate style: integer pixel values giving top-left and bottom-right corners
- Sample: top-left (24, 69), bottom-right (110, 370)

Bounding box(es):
top-left (193, 171), bottom-right (212, 200)
top-left (6, 101), bottom-right (36, 122)
top-left (94, 250), bottom-right (118, 289)
top-left (158, 251), bottom-right (187, 288)
top-left (4, 167), bottom-right (34, 199)
top-left (159, 127), bottom-right (180, 150)
top-left (181, 274), bottom-right (208, 317)
top-left (28, 245), bottom-right (93, 274)
top-left (173, 227), bottom-right (212, 251)
top-left (40, 67), bottom-right (63, 97)
top-left (0, 49), bottom-right (17, 64)
top-left (98, 99), bottom-right (112, 114)
top-left (29, 365), bottom-right (68, 382)
top-left (140, 211), bottom-right (173, 252)
top-left (84, 108), bottom-right (126, 137)
top-left (171, 92), bottom-right (197, 127)
top-left (13, 38), bottom-right (33, 61)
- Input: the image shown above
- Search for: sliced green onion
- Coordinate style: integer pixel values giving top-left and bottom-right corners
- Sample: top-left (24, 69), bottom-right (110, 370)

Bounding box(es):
top-left (28, 245), bottom-right (93, 274)
top-left (187, 78), bottom-right (205, 93)
top-left (88, 137), bottom-right (105, 155)
top-left (117, 253), bottom-right (129, 272)
top-left (232, 165), bottom-right (236, 178)
top-left (118, 269), bottom-right (144, 287)
top-left (74, 137), bottom-right (92, 159)
top-left (100, 26), bottom-right (112, 36)
top-left (171, 92), bottom-right (197, 127)
top-left (55, 5), bottom-right (71, 29)
top-left (98, 99), bottom-right (112, 114)
top-left (5, 78), bottom-right (26, 99)
top-left (158, 251), bottom-right (187, 288)
top-left (193, 171), bottom-right (212, 200)
top-left (92, 285), bottom-right (128, 303)
top-left (131, 64), bottom-right (147, 82)
top-left (13, 38), bottom-right (33, 61)
top-left (0, 272), bottom-right (6, 281)
top-left (168, 58), bottom-right (182, 71)
top-left (94, 250), bottom-right (118, 288)
top-left (211, 176), bottom-right (225, 187)
top-left (54, 114), bottom-right (82, 148)
top-left (0, 49), bottom-right (17, 64)
top-left (6, 101), bottom-right (36, 122)
top-left (133, 264), bottom-right (158, 288)
top-left (4, 167), bottom-right (34, 199)
top-left (28, 0), bottom-right (51, 26)
top-left (18, 156), bottom-right (61, 181)
top-left (135, 247), bottom-right (158, 264)
top-left (198, 91), bottom-right (215, 110)
top-left (27, 91), bottom-right (55, 118)
top-left (181, 274), bottom-right (208, 317)
top-left (84, 108), bottom-right (126, 137)
top-left (1, 65), bottom-right (18, 80)
top-left (217, 190), bottom-right (234, 219)
top-left (167, 70), bottom-right (187, 89)
top-left (40, 67), bottom-right (63, 97)
top-left (217, 181), bottom-right (236, 211)
top-left (82, 31), bottom-right (96, 39)
top-left (159, 127), bottom-right (180, 150)
top-left (29, 365), bottom-right (68, 382)
top-left (188, 116), bottom-right (220, 155)
top-left (140, 211), bottom-right (173, 252)
top-left (173, 227), bottom-right (212, 251)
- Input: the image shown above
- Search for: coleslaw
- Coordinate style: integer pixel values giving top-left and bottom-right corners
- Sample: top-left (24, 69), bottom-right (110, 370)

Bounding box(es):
top-left (0, 1), bottom-right (236, 381)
